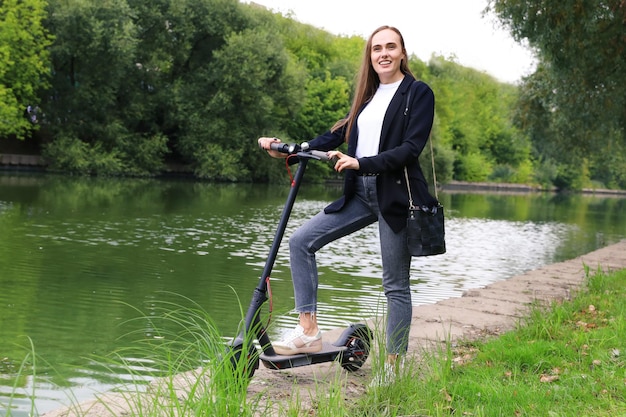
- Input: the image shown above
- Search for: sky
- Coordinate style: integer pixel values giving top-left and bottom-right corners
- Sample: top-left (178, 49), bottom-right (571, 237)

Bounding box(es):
top-left (243, 0), bottom-right (537, 84)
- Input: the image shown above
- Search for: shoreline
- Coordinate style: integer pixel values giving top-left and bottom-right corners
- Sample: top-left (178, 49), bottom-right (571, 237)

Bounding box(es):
top-left (442, 180), bottom-right (626, 197)
top-left (41, 240), bottom-right (626, 417)
top-left (2, 154), bottom-right (626, 197)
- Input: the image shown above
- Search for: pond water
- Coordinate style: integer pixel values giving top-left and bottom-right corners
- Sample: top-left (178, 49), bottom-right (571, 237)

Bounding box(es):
top-left (1, 172), bottom-right (625, 416)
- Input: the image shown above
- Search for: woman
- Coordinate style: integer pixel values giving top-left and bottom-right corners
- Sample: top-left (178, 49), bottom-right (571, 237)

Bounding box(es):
top-left (258, 26), bottom-right (436, 366)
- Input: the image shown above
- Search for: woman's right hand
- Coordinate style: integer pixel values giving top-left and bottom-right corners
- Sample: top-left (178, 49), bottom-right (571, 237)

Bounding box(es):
top-left (257, 137), bottom-right (287, 159)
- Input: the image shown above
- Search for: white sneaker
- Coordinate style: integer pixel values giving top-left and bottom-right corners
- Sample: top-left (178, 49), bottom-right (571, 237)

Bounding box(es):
top-left (273, 325), bottom-right (322, 355)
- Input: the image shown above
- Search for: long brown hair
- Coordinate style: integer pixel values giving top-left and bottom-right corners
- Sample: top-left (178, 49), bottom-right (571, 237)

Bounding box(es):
top-left (331, 26), bottom-right (414, 142)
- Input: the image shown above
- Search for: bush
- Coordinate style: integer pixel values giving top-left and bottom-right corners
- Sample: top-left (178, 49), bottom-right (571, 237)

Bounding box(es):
top-left (42, 135), bottom-right (92, 174)
top-left (42, 135), bottom-right (125, 176)
top-left (454, 152), bottom-right (491, 182)
top-left (489, 164), bottom-right (516, 183)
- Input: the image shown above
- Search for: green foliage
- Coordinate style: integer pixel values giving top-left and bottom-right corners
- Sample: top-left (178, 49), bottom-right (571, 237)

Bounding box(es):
top-left (350, 267), bottom-right (626, 416)
top-left (553, 158), bottom-right (589, 191)
top-left (42, 134), bottom-right (125, 175)
top-left (510, 159), bottom-right (534, 184)
top-left (489, 0), bottom-right (626, 189)
top-left (115, 132), bottom-right (168, 176)
top-left (110, 296), bottom-right (259, 416)
top-left (1, 0), bottom-right (581, 188)
top-left (532, 157), bottom-right (558, 189)
top-left (174, 27), bottom-right (304, 181)
top-left (0, 0), bottom-right (53, 139)
top-left (42, 135), bottom-right (92, 173)
top-left (42, 130), bottom-right (167, 176)
top-left (44, 0), bottom-right (146, 173)
top-left (455, 152), bottom-right (492, 182)
top-left (489, 164), bottom-right (516, 183)
top-left (424, 55), bottom-right (532, 183)
top-left (194, 143), bottom-right (245, 181)
top-left (291, 72), bottom-right (352, 142)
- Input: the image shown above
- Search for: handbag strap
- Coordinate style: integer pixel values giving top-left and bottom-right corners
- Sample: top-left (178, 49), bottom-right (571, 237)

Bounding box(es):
top-left (403, 167), bottom-right (416, 209)
top-left (403, 81), bottom-right (438, 205)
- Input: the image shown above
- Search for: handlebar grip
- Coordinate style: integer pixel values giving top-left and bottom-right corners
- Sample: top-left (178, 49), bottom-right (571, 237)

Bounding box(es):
top-left (309, 150), bottom-right (331, 162)
top-left (269, 142), bottom-right (292, 153)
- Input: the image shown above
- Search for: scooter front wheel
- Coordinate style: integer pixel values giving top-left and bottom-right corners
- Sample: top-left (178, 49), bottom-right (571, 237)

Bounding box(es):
top-left (226, 342), bottom-right (260, 379)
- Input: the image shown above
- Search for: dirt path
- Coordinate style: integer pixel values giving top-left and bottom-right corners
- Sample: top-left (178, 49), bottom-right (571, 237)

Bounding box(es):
top-left (42, 240), bottom-right (626, 417)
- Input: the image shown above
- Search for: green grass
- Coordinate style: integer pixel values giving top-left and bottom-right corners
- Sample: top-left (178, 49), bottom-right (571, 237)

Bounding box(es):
top-left (4, 266), bottom-right (626, 416)
top-left (1, 337), bottom-right (37, 417)
top-left (351, 265), bottom-right (626, 417)
top-left (104, 294), bottom-right (264, 416)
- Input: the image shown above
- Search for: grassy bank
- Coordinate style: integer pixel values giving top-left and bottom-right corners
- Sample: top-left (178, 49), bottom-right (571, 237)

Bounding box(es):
top-left (344, 265), bottom-right (626, 416)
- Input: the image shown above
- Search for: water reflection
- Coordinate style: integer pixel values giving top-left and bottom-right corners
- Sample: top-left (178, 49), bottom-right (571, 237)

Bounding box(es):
top-left (0, 173), bottom-right (625, 416)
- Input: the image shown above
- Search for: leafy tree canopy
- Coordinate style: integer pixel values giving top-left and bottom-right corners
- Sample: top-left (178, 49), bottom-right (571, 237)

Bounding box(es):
top-left (0, 0), bottom-right (53, 139)
top-left (488, 0), bottom-right (626, 188)
top-left (0, 0), bottom-right (545, 189)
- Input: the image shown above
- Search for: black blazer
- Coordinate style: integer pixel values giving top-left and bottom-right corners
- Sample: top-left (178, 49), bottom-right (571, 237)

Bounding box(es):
top-left (308, 75), bottom-right (437, 233)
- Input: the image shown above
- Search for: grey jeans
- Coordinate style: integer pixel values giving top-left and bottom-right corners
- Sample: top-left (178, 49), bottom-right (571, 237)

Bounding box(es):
top-left (289, 175), bottom-right (413, 354)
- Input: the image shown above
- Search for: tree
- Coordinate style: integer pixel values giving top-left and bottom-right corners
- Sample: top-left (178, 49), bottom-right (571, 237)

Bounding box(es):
top-left (42, 0), bottom-right (172, 175)
top-left (0, 0), bottom-right (53, 139)
top-left (488, 0), bottom-right (626, 189)
top-left (424, 55), bottom-right (531, 183)
top-left (5, 0), bottom-right (541, 185)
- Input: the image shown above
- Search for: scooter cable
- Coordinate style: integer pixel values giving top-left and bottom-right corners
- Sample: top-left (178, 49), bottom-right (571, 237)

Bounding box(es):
top-left (266, 275), bottom-right (273, 325)
top-left (285, 155), bottom-right (299, 186)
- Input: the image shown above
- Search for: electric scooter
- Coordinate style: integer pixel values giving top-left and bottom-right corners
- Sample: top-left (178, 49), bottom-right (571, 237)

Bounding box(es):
top-left (227, 141), bottom-right (372, 378)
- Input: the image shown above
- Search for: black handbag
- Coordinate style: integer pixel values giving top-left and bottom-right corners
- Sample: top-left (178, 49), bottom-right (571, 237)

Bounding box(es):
top-left (404, 167), bottom-right (446, 256)
top-left (402, 81), bottom-right (445, 257)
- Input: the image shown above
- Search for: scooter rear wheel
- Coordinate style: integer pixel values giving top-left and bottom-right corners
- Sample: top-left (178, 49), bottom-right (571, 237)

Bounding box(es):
top-left (338, 325), bottom-right (371, 372)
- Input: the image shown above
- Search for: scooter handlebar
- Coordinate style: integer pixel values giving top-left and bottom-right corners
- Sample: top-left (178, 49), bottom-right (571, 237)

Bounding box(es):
top-left (269, 141), bottom-right (331, 162)
top-left (269, 141), bottom-right (295, 154)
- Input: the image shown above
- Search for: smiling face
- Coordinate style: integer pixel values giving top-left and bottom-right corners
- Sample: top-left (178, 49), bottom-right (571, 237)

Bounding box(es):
top-left (370, 28), bottom-right (406, 84)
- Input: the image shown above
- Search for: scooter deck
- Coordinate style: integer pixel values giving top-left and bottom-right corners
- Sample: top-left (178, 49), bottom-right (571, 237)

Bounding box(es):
top-left (259, 342), bottom-right (346, 370)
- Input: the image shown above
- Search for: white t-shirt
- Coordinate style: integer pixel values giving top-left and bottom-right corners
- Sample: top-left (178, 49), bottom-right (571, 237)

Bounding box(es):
top-left (355, 79), bottom-right (402, 158)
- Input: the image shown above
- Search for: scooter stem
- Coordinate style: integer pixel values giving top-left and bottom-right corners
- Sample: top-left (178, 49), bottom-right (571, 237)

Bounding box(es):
top-left (235, 157), bottom-right (310, 353)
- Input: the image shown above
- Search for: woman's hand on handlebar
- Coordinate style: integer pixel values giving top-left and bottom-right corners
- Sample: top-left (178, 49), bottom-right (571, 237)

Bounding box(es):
top-left (257, 137), bottom-right (287, 159)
